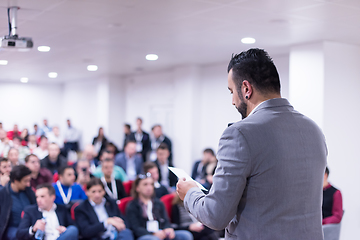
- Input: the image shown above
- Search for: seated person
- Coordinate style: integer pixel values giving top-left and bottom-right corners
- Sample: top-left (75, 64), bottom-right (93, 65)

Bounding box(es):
top-left (93, 150), bottom-right (128, 182)
top-left (100, 158), bottom-right (127, 200)
top-left (25, 154), bottom-right (53, 189)
top-left (322, 167), bottom-right (343, 225)
top-left (12, 137), bottom-right (30, 164)
top-left (41, 143), bottom-right (68, 174)
top-left (0, 165), bottom-right (36, 240)
top-left (75, 159), bottom-right (95, 188)
top-left (52, 166), bottom-right (87, 205)
top-left (75, 178), bottom-right (133, 240)
top-left (77, 144), bottom-right (99, 173)
top-left (171, 194), bottom-right (217, 240)
top-left (126, 174), bottom-right (193, 240)
top-left (115, 140), bottom-right (143, 181)
top-left (16, 183), bottom-right (79, 240)
top-left (7, 148), bottom-right (20, 166)
top-left (191, 149), bottom-right (215, 189)
top-left (27, 134), bottom-right (38, 153)
top-left (143, 162), bottom-right (168, 198)
top-left (0, 157), bottom-right (11, 187)
top-left (33, 136), bottom-right (49, 160)
top-left (154, 143), bottom-right (177, 189)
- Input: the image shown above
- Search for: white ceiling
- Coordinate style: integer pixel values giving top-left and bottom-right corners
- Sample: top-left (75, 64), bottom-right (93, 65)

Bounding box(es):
top-left (0, 0), bottom-right (360, 83)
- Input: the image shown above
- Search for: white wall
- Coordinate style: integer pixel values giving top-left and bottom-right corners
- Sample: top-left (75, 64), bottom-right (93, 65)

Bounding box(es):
top-left (0, 82), bottom-right (63, 131)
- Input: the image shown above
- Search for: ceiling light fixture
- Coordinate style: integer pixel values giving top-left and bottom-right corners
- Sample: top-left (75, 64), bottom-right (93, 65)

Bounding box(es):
top-left (0, 60), bottom-right (8, 65)
top-left (87, 65), bottom-right (98, 71)
top-left (37, 46), bottom-right (51, 52)
top-left (241, 37), bottom-right (256, 44)
top-left (48, 72), bottom-right (58, 78)
top-left (20, 77), bottom-right (28, 83)
top-left (146, 54), bottom-right (158, 61)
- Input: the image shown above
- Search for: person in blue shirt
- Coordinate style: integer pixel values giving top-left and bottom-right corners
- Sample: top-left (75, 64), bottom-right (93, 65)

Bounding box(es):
top-left (52, 166), bottom-right (87, 205)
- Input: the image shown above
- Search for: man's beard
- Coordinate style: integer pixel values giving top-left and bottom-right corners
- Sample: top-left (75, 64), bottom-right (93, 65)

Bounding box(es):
top-left (236, 91), bottom-right (248, 119)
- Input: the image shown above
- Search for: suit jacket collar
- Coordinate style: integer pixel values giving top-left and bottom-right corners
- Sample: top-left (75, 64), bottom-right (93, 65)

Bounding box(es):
top-left (251, 98), bottom-right (292, 116)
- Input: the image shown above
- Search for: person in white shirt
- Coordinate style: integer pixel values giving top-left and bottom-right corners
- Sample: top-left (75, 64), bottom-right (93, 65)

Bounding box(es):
top-left (16, 183), bottom-right (79, 240)
top-left (47, 126), bottom-right (64, 149)
top-left (33, 136), bottom-right (49, 160)
top-left (64, 119), bottom-right (79, 152)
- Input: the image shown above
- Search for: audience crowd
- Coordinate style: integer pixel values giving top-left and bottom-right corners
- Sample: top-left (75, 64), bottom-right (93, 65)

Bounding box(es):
top-left (0, 118), bottom-right (342, 240)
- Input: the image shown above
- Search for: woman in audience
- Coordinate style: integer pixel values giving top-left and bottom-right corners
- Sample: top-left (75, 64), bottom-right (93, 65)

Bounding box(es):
top-left (171, 194), bottom-right (217, 240)
top-left (126, 174), bottom-right (193, 240)
top-left (20, 128), bottom-right (29, 146)
top-left (93, 127), bottom-right (108, 159)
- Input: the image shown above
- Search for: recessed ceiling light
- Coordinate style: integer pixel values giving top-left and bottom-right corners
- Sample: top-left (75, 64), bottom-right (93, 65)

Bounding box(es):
top-left (87, 65), bottom-right (98, 71)
top-left (20, 77), bottom-right (28, 83)
top-left (48, 72), bottom-right (58, 78)
top-left (0, 60), bottom-right (8, 65)
top-left (146, 54), bottom-right (158, 61)
top-left (241, 37), bottom-right (256, 44)
top-left (37, 46), bottom-right (51, 52)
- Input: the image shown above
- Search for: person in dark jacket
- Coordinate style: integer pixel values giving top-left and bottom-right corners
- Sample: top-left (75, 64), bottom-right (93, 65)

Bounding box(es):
top-left (74, 178), bottom-right (133, 240)
top-left (92, 127), bottom-right (108, 160)
top-left (126, 174), bottom-right (192, 240)
top-left (128, 118), bottom-right (151, 162)
top-left (41, 143), bottom-right (68, 174)
top-left (0, 165), bottom-right (36, 240)
top-left (154, 143), bottom-right (177, 189)
top-left (16, 183), bottom-right (78, 239)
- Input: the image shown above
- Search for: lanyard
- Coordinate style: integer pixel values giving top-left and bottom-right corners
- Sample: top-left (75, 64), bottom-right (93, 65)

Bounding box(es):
top-left (101, 176), bottom-right (118, 200)
top-left (135, 132), bottom-right (143, 142)
top-left (147, 200), bottom-right (154, 221)
top-left (56, 180), bottom-right (72, 204)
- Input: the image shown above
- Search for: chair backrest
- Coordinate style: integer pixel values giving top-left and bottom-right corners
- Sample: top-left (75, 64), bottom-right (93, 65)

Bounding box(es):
top-left (53, 172), bottom-right (59, 182)
top-left (70, 201), bottom-right (81, 221)
top-left (122, 180), bottom-right (134, 196)
top-left (160, 193), bottom-right (176, 222)
top-left (118, 196), bottom-right (133, 215)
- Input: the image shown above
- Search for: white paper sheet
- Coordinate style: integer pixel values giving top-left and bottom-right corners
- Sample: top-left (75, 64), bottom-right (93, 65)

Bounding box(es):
top-left (168, 166), bottom-right (208, 191)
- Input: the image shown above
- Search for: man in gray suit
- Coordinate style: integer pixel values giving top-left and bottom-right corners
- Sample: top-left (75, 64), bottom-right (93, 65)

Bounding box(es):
top-left (115, 140), bottom-right (143, 180)
top-left (177, 48), bottom-right (327, 240)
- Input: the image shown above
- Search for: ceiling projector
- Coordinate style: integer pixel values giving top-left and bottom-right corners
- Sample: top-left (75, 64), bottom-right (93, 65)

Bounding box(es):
top-left (0, 6), bottom-right (33, 49)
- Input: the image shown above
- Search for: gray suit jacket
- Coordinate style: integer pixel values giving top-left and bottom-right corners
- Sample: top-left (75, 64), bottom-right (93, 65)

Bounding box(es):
top-left (114, 152), bottom-right (143, 176)
top-left (184, 98), bottom-right (327, 240)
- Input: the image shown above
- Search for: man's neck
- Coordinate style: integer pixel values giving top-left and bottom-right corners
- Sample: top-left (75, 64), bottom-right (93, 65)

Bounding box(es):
top-left (60, 180), bottom-right (71, 187)
top-left (137, 128), bottom-right (142, 133)
top-left (323, 181), bottom-right (330, 188)
top-left (10, 182), bottom-right (19, 192)
top-left (246, 93), bottom-right (281, 117)
top-left (42, 204), bottom-right (53, 212)
top-left (104, 175), bottom-right (112, 182)
top-left (139, 195), bottom-right (151, 204)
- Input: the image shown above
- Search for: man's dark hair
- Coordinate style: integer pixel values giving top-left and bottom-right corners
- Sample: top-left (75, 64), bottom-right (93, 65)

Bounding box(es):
top-left (24, 154), bottom-right (38, 163)
top-left (136, 117), bottom-right (143, 123)
top-left (10, 165), bottom-right (32, 183)
top-left (227, 48), bottom-right (280, 95)
top-left (13, 136), bottom-right (22, 142)
top-left (36, 183), bottom-right (56, 196)
top-left (0, 157), bottom-right (9, 164)
top-left (325, 167), bottom-right (329, 176)
top-left (86, 177), bottom-right (105, 191)
top-left (124, 139), bottom-right (136, 147)
top-left (58, 165), bottom-right (74, 176)
top-left (124, 123), bottom-right (131, 130)
top-left (40, 135), bottom-right (48, 141)
top-left (151, 124), bottom-right (161, 131)
top-left (143, 162), bottom-right (157, 173)
top-left (157, 142), bottom-right (169, 151)
top-left (203, 148), bottom-right (215, 156)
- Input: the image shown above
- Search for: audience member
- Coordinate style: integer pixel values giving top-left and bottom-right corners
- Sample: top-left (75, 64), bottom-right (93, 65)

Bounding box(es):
top-left (41, 143), bottom-right (68, 174)
top-left (322, 167), bottom-right (343, 225)
top-left (6, 124), bottom-right (21, 140)
top-left (143, 162), bottom-right (168, 199)
top-left (115, 140), bottom-right (143, 181)
top-left (93, 127), bottom-right (108, 159)
top-left (126, 174), bottom-right (192, 240)
top-left (40, 119), bottom-right (52, 136)
top-left (12, 136), bottom-right (30, 163)
top-left (32, 124), bottom-right (42, 137)
top-left (7, 148), bottom-right (20, 166)
top-left (204, 153), bottom-right (217, 188)
top-left (25, 154), bottom-right (53, 190)
top-left (191, 148), bottom-right (217, 190)
top-left (64, 119), bottom-right (80, 152)
top-left (79, 144), bottom-right (99, 173)
top-left (47, 126), bottom-right (65, 149)
top-left (75, 178), bottom-right (134, 240)
top-left (129, 118), bottom-right (150, 162)
top-left (155, 143), bottom-right (177, 189)
top-left (149, 125), bottom-right (172, 163)
top-left (33, 135), bottom-right (49, 160)
top-left (0, 165), bottom-right (36, 240)
top-left (53, 166), bottom-right (87, 205)
top-left (75, 159), bottom-right (94, 188)
top-left (0, 157), bottom-right (11, 187)
top-left (100, 158), bottom-right (127, 200)
top-left (171, 194), bottom-right (217, 240)
top-left (123, 123), bottom-right (132, 149)
top-left (20, 128), bottom-right (29, 146)
top-left (27, 134), bottom-right (38, 153)
top-left (93, 150), bottom-right (128, 182)
top-left (16, 183), bottom-right (79, 239)
top-left (0, 129), bottom-right (11, 157)
top-left (106, 142), bottom-right (119, 155)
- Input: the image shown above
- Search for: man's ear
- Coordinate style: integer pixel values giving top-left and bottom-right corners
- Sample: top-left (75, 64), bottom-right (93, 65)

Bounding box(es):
top-left (242, 80), bottom-right (253, 99)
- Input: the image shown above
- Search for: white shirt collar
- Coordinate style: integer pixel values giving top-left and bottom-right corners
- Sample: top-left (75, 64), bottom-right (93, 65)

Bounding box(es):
top-left (247, 100), bottom-right (267, 117)
top-left (38, 203), bottom-right (57, 213)
top-left (89, 197), bottom-right (106, 207)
